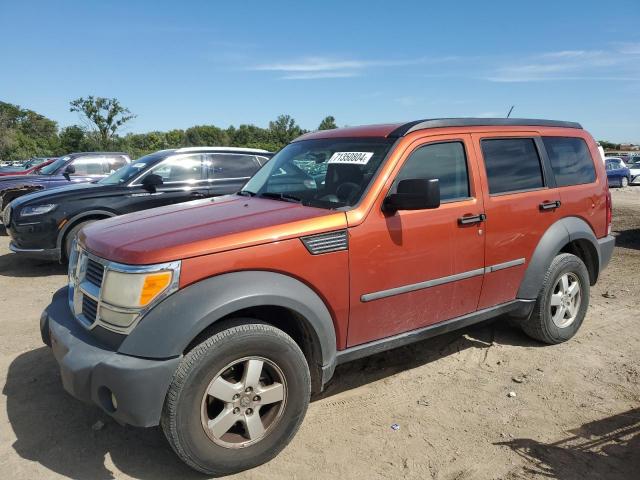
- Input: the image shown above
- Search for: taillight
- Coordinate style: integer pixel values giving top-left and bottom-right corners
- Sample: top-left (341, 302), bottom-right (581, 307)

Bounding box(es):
top-left (606, 189), bottom-right (612, 235)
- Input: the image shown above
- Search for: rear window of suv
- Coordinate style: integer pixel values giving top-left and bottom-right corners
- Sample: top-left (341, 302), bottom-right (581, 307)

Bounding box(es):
top-left (481, 138), bottom-right (544, 194)
top-left (543, 137), bottom-right (596, 186)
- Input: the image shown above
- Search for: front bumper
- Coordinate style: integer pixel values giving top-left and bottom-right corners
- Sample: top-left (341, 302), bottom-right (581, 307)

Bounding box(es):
top-left (9, 241), bottom-right (60, 260)
top-left (41, 287), bottom-right (181, 427)
top-left (598, 235), bottom-right (615, 273)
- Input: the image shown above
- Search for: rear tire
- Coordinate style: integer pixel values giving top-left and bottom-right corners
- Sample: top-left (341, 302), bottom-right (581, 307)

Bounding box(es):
top-left (520, 253), bottom-right (589, 344)
top-left (63, 220), bottom-right (96, 261)
top-left (161, 322), bottom-right (311, 476)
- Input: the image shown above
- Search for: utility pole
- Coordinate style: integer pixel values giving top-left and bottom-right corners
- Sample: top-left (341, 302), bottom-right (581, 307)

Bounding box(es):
top-left (506, 105), bottom-right (515, 118)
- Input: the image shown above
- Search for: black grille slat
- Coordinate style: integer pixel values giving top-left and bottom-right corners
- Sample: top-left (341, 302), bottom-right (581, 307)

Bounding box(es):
top-left (301, 230), bottom-right (348, 255)
top-left (82, 295), bottom-right (98, 323)
top-left (85, 259), bottom-right (104, 287)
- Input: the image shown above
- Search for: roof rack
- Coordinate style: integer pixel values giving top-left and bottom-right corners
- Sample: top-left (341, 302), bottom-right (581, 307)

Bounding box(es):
top-left (389, 118), bottom-right (583, 138)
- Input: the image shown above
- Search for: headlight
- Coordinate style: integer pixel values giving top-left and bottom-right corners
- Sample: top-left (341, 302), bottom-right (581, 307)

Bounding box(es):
top-left (102, 270), bottom-right (175, 308)
top-left (20, 204), bottom-right (57, 216)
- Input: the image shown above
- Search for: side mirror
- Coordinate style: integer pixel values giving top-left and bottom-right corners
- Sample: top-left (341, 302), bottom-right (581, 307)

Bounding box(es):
top-left (141, 173), bottom-right (163, 192)
top-left (62, 164), bottom-right (76, 180)
top-left (383, 178), bottom-right (440, 214)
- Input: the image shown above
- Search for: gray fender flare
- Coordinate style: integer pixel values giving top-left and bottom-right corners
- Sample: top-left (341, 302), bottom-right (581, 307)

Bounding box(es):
top-left (517, 216), bottom-right (600, 299)
top-left (56, 210), bottom-right (117, 250)
top-left (118, 270), bottom-right (338, 370)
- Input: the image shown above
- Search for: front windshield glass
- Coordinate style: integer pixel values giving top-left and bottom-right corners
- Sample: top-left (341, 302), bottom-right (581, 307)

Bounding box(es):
top-left (38, 156), bottom-right (66, 175)
top-left (98, 151), bottom-right (167, 185)
top-left (242, 138), bottom-right (394, 209)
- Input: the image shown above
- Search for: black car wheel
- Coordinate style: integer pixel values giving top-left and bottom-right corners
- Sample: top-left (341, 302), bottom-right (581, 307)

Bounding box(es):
top-left (161, 322), bottom-right (311, 476)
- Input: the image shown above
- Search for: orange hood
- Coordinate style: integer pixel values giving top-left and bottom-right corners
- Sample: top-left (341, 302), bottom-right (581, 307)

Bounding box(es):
top-left (80, 195), bottom-right (346, 265)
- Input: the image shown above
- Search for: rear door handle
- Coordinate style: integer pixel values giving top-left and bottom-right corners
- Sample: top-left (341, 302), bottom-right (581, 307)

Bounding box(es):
top-left (539, 200), bottom-right (561, 211)
top-left (458, 213), bottom-right (486, 225)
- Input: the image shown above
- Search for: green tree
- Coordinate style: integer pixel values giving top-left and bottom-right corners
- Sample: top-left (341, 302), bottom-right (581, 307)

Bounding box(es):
top-left (69, 96), bottom-right (136, 148)
top-left (58, 125), bottom-right (87, 154)
top-left (318, 115), bottom-right (337, 130)
top-left (268, 114), bottom-right (305, 148)
top-left (598, 140), bottom-right (621, 150)
top-left (0, 101), bottom-right (58, 159)
top-left (184, 125), bottom-right (229, 147)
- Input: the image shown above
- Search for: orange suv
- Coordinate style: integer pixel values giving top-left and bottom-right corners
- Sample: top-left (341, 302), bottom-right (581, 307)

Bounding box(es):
top-left (41, 118), bottom-right (614, 475)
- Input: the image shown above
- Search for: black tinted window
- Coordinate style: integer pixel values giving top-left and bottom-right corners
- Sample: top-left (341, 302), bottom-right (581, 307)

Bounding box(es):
top-left (543, 137), bottom-right (596, 186)
top-left (481, 138), bottom-right (544, 194)
top-left (395, 141), bottom-right (469, 201)
top-left (208, 154), bottom-right (260, 179)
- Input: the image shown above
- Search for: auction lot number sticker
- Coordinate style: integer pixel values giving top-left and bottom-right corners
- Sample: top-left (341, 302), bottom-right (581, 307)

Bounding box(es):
top-left (328, 152), bottom-right (374, 165)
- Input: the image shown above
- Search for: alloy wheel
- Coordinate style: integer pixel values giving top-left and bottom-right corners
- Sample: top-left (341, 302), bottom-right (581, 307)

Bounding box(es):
top-left (549, 272), bottom-right (581, 328)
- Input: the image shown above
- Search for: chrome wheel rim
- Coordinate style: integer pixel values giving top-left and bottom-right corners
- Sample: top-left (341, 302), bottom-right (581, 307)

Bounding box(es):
top-left (200, 356), bottom-right (287, 448)
top-left (549, 272), bottom-right (581, 328)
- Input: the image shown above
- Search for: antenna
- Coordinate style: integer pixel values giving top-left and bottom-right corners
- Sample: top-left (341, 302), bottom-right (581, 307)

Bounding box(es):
top-left (506, 105), bottom-right (514, 118)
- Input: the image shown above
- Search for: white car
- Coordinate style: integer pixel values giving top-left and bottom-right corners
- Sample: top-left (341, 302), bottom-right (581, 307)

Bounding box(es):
top-left (628, 157), bottom-right (640, 184)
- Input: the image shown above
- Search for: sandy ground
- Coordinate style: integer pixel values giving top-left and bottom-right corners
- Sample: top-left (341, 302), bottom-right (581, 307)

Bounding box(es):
top-left (0, 189), bottom-right (638, 480)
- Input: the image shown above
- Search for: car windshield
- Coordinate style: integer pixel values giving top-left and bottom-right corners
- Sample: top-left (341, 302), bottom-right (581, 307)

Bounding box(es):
top-left (242, 138), bottom-right (395, 209)
top-left (37, 156), bottom-right (66, 175)
top-left (98, 151), bottom-right (166, 185)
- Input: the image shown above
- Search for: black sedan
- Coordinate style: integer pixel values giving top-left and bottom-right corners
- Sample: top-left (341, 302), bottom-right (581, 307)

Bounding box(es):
top-left (4, 147), bottom-right (272, 261)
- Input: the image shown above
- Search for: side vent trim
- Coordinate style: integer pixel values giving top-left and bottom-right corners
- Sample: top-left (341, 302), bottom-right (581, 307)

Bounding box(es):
top-left (301, 230), bottom-right (348, 255)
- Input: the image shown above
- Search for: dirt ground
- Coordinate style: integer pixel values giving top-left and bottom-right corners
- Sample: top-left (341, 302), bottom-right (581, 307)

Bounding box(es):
top-left (0, 189), bottom-right (638, 480)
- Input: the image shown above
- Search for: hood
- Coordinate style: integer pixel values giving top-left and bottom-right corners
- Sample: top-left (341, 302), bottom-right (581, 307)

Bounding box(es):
top-left (0, 174), bottom-right (94, 193)
top-left (9, 182), bottom-right (107, 209)
top-left (80, 195), bottom-right (347, 265)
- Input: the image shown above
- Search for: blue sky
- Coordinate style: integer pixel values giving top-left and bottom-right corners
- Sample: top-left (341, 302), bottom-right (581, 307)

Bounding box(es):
top-left (1, 0), bottom-right (639, 142)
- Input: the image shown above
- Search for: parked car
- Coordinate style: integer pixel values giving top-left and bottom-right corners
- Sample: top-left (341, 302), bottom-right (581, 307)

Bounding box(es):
top-left (0, 152), bottom-right (130, 213)
top-left (5, 147), bottom-right (272, 261)
top-left (627, 157), bottom-right (640, 184)
top-left (0, 157), bottom-right (56, 176)
top-left (605, 157), bottom-right (630, 187)
top-left (40, 118), bottom-right (614, 475)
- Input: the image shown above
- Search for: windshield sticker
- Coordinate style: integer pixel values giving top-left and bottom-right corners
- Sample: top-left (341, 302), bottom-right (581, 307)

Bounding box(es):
top-left (328, 152), bottom-right (374, 165)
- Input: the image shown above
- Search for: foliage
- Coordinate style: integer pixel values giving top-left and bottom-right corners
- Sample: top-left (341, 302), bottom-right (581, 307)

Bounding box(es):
top-left (0, 99), bottom-right (335, 160)
top-left (318, 115), bottom-right (337, 130)
top-left (598, 140), bottom-right (621, 150)
top-left (69, 96), bottom-right (136, 148)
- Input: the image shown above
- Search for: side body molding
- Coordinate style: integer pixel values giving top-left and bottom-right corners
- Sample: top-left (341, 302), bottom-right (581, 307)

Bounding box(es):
top-left (118, 271), bottom-right (338, 369)
top-left (517, 216), bottom-right (600, 299)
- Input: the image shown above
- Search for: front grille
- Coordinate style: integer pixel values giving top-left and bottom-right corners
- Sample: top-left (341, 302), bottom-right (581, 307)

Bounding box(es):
top-left (82, 295), bottom-right (98, 323)
top-left (85, 259), bottom-right (104, 287)
top-left (301, 230), bottom-right (349, 255)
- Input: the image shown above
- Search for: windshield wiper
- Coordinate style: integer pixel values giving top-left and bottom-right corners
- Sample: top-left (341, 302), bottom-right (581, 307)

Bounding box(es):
top-left (258, 192), bottom-right (302, 203)
top-left (237, 190), bottom-right (256, 197)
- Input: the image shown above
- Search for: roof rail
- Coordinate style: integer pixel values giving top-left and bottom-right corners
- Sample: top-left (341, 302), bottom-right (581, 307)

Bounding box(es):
top-left (174, 146), bottom-right (270, 154)
top-left (389, 118), bottom-right (583, 137)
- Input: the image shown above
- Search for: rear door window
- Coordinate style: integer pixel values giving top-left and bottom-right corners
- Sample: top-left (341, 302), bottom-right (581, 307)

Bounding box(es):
top-left (71, 156), bottom-right (104, 175)
top-left (481, 138), bottom-right (544, 194)
top-left (394, 141), bottom-right (470, 201)
top-left (208, 154), bottom-right (261, 179)
top-left (542, 137), bottom-right (596, 186)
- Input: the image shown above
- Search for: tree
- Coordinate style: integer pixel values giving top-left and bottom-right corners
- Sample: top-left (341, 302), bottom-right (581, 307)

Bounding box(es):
top-left (58, 125), bottom-right (87, 153)
top-left (318, 115), bottom-right (337, 130)
top-left (69, 96), bottom-right (136, 148)
top-left (598, 140), bottom-right (621, 151)
top-left (0, 101), bottom-right (58, 159)
top-left (268, 114), bottom-right (305, 148)
top-left (184, 125), bottom-right (229, 147)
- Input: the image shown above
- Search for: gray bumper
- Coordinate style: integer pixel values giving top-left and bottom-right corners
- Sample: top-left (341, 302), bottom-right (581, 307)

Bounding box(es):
top-left (41, 288), bottom-right (181, 427)
top-left (10, 241), bottom-right (60, 261)
top-left (598, 235), bottom-right (615, 273)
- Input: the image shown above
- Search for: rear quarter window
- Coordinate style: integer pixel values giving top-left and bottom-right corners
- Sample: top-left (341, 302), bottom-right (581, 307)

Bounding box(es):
top-left (542, 137), bottom-right (596, 186)
top-left (481, 138), bottom-right (544, 194)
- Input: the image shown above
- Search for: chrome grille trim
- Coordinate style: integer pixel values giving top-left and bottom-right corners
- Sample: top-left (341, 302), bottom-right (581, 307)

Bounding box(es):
top-left (67, 241), bottom-right (181, 334)
top-left (301, 230), bottom-right (348, 255)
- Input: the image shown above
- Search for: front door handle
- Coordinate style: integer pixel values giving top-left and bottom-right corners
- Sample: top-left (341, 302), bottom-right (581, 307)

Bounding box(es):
top-left (190, 191), bottom-right (206, 198)
top-left (539, 200), bottom-right (561, 211)
top-left (458, 213), bottom-right (486, 225)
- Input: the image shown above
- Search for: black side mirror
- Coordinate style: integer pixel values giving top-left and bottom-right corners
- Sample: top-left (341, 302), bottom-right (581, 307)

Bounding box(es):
top-left (141, 173), bottom-right (164, 192)
top-left (383, 178), bottom-right (440, 214)
top-left (62, 164), bottom-right (76, 180)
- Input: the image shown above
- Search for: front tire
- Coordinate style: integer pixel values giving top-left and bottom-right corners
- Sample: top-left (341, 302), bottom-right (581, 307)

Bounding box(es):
top-left (520, 253), bottom-right (590, 344)
top-left (621, 176), bottom-right (629, 188)
top-left (63, 220), bottom-right (96, 261)
top-left (161, 322), bottom-right (311, 476)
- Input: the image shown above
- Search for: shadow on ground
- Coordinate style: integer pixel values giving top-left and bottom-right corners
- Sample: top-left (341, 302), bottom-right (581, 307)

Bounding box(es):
top-left (614, 228), bottom-right (640, 251)
top-left (496, 408), bottom-right (640, 480)
top-left (0, 252), bottom-right (66, 277)
top-left (4, 320), bottom-right (535, 479)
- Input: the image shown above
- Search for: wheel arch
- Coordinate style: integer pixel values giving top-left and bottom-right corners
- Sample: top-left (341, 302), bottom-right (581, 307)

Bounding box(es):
top-left (56, 210), bottom-right (117, 255)
top-left (518, 217), bottom-right (602, 299)
top-left (119, 271), bottom-right (338, 391)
